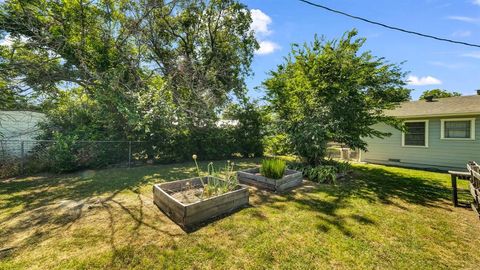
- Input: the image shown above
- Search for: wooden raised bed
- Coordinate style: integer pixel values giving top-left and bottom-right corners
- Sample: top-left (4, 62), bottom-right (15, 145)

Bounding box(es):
top-left (237, 167), bottom-right (302, 192)
top-left (153, 176), bottom-right (249, 229)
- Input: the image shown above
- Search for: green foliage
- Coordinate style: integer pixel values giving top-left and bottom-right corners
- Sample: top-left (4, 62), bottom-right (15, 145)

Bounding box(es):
top-left (192, 155), bottom-right (238, 198)
top-left (223, 100), bottom-right (266, 158)
top-left (260, 158), bottom-right (286, 179)
top-left (263, 133), bottom-right (293, 156)
top-left (290, 159), bottom-right (351, 184)
top-left (0, 0), bottom-right (259, 165)
top-left (263, 30), bottom-right (410, 165)
top-left (419, 89), bottom-right (462, 100)
top-left (311, 166), bottom-right (337, 184)
top-left (47, 132), bottom-right (79, 173)
top-left (335, 161), bottom-right (352, 175)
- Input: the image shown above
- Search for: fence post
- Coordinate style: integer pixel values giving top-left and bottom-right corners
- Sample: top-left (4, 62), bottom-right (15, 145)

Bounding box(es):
top-left (20, 140), bottom-right (25, 174)
top-left (128, 141), bottom-right (132, 168)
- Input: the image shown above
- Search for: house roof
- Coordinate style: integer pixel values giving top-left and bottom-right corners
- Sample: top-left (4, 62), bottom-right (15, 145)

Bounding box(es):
top-left (386, 95), bottom-right (480, 118)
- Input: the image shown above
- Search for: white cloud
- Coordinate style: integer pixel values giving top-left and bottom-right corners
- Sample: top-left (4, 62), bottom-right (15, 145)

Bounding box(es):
top-left (473, 0), bottom-right (480, 6)
top-left (407, 75), bottom-right (442, 86)
top-left (447, 16), bottom-right (480, 23)
top-left (462, 51), bottom-right (480, 59)
top-left (256, 41), bottom-right (280, 55)
top-left (250, 9), bottom-right (279, 55)
top-left (250, 9), bottom-right (272, 36)
top-left (452, 30), bottom-right (472, 37)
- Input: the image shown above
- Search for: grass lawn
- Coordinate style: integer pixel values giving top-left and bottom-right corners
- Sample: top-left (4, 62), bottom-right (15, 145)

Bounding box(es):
top-left (1, 159), bottom-right (479, 269)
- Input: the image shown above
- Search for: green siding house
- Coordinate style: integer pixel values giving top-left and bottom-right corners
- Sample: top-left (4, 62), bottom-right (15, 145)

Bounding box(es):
top-left (361, 95), bottom-right (480, 171)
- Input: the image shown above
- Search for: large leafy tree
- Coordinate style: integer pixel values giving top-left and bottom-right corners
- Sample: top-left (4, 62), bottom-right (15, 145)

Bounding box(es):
top-left (0, 0), bottom-right (257, 142)
top-left (263, 30), bottom-right (411, 165)
top-left (140, 0), bottom-right (257, 126)
top-left (419, 89), bottom-right (461, 100)
top-left (1, 0), bottom-right (157, 140)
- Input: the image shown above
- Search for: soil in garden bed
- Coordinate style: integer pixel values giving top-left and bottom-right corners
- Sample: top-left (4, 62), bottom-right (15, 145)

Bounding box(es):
top-left (169, 187), bottom-right (204, 204)
top-left (167, 185), bottom-right (243, 205)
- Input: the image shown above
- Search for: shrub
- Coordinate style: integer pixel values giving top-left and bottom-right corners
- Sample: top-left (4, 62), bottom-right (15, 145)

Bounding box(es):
top-left (47, 132), bottom-right (79, 172)
top-left (260, 158), bottom-right (286, 179)
top-left (263, 133), bottom-right (293, 156)
top-left (311, 166), bottom-right (337, 184)
top-left (336, 161), bottom-right (352, 175)
top-left (290, 161), bottom-right (340, 184)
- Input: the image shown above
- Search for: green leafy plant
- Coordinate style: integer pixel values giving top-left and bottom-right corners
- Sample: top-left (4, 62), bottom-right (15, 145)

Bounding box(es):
top-left (336, 161), bottom-right (352, 175)
top-left (192, 154), bottom-right (238, 199)
top-left (47, 132), bottom-right (79, 172)
top-left (263, 133), bottom-right (293, 156)
top-left (290, 163), bottom-right (338, 184)
top-left (260, 158), bottom-right (286, 179)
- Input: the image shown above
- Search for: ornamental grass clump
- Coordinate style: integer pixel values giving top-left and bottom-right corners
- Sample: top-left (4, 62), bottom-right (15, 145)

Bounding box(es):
top-left (260, 158), bottom-right (286, 179)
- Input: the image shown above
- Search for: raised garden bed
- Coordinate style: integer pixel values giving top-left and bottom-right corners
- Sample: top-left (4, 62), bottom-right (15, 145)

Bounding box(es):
top-left (237, 167), bottom-right (303, 192)
top-left (153, 176), bottom-right (249, 229)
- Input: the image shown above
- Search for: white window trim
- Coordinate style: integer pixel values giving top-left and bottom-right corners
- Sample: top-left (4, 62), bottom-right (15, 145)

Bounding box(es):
top-left (402, 120), bottom-right (429, 148)
top-left (440, 118), bottom-right (476, 140)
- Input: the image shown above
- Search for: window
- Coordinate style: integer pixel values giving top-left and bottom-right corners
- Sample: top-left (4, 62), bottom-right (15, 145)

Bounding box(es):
top-left (441, 118), bottom-right (475, 140)
top-left (402, 120), bottom-right (428, 147)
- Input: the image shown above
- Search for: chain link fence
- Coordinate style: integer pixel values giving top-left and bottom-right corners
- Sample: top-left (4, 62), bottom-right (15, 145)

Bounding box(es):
top-left (0, 140), bottom-right (153, 178)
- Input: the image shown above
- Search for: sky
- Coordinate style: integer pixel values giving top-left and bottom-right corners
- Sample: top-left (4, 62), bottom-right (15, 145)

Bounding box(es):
top-left (243, 0), bottom-right (480, 100)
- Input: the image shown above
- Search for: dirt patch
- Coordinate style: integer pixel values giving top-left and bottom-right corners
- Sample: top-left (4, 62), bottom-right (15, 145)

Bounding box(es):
top-left (169, 188), bottom-right (204, 204)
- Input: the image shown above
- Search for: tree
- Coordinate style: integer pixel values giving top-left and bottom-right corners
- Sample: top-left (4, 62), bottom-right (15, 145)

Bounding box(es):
top-left (140, 0), bottom-right (258, 126)
top-left (0, 0), bottom-right (257, 140)
top-left (419, 89), bottom-right (461, 100)
top-left (223, 99), bottom-right (266, 157)
top-left (263, 30), bottom-right (411, 166)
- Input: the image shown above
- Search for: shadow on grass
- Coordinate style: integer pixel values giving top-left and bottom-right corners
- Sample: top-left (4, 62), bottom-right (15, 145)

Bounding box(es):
top-left (0, 158), bottom-right (260, 257)
top-left (247, 165), bottom-right (452, 237)
top-left (0, 160), bottom-right (453, 260)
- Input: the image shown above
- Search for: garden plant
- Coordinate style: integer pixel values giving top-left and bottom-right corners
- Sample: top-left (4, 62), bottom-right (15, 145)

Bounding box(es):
top-left (260, 158), bottom-right (286, 179)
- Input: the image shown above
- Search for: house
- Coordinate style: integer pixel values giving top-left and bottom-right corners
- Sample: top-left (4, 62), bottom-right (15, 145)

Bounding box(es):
top-left (361, 94), bottom-right (480, 171)
top-left (0, 110), bottom-right (45, 157)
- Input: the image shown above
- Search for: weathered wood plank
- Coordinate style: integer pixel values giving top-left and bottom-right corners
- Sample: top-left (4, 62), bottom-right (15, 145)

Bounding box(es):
top-left (471, 203), bottom-right (479, 219)
top-left (153, 177), bottom-right (249, 229)
top-left (185, 193), bottom-right (249, 226)
top-left (469, 183), bottom-right (478, 201)
top-left (185, 188), bottom-right (249, 214)
top-left (277, 176), bottom-right (303, 192)
top-left (237, 167), bottom-right (303, 192)
top-left (153, 185), bottom-right (186, 225)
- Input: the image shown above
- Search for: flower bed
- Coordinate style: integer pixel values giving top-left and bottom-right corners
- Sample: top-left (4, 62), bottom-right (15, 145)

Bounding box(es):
top-left (237, 167), bottom-right (302, 192)
top-left (153, 176), bottom-right (249, 229)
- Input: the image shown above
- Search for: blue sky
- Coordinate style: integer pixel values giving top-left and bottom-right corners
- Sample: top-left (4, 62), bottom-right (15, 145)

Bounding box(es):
top-left (243, 0), bottom-right (480, 100)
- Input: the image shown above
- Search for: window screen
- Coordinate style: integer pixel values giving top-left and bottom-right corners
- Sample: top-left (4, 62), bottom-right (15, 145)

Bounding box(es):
top-left (404, 122), bottom-right (426, 146)
top-left (444, 120), bottom-right (471, 139)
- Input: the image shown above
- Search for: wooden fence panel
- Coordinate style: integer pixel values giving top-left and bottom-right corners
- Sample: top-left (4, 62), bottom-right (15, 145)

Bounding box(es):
top-left (467, 161), bottom-right (480, 218)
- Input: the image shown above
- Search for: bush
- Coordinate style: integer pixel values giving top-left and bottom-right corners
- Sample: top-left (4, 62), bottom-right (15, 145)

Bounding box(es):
top-left (290, 159), bottom-right (351, 184)
top-left (263, 133), bottom-right (293, 156)
top-left (47, 132), bottom-right (79, 172)
top-left (260, 158), bottom-right (286, 179)
top-left (310, 166), bottom-right (337, 184)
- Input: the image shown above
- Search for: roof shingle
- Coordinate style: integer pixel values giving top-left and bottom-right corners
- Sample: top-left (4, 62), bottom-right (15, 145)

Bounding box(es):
top-left (386, 95), bottom-right (480, 118)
